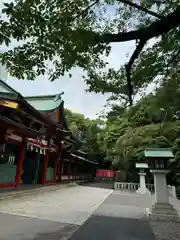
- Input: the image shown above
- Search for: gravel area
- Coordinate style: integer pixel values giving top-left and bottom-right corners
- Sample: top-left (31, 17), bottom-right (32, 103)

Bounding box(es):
top-left (150, 221), bottom-right (180, 240)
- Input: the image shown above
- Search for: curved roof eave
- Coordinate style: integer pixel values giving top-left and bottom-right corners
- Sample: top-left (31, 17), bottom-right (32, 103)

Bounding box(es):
top-left (0, 80), bottom-right (61, 127)
top-left (25, 98), bottom-right (63, 112)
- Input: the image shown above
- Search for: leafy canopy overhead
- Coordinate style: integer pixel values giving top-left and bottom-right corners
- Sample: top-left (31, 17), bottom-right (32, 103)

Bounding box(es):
top-left (0, 0), bottom-right (180, 105)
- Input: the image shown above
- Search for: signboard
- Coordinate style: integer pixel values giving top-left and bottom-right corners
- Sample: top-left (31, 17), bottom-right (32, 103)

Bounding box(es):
top-left (0, 100), bottom-right (19, 109)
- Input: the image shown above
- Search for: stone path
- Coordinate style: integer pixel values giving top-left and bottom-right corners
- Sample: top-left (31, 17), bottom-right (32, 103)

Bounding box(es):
top-left (0, 212), bottom-right (79, 240)
top-left (0, 184), bottom-right (112, 225)
top-left (0, 183), bottom-right (180, 239)
top-left (0, 184), bottom-right (112, 239)
top-left (150, 221), bottom-right (180, 240)
top-left (70, 191), bottom-right (156, 240)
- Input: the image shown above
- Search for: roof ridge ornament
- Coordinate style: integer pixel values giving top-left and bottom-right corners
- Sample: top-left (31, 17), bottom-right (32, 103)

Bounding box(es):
top-left (54, 91), bottom-right (64, 102)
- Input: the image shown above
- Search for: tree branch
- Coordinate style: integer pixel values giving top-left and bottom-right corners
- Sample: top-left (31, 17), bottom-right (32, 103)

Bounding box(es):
top-left (98, 6), bottom-right (180, 106)
top-left (100, 6), bottom-right (180, 43)
top-left (126, 40), bottom-right (147, 73)
top-left (118, 0), bottom-right (163, 19)
top-left (125, 39), bottom-right (147, 105)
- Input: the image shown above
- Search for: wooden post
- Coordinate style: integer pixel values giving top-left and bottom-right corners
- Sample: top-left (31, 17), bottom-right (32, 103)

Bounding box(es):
top-left (72, 162), bottom-right (74, 181)
top-left (41, 152), bottom-right (49, 184)
top-left (15, 141), bottom-right (25, 188)
top-left (74, 162), bottom-right (77, 181)
top-left (53, 157), bottom-right (58, 182)
top-left (58, 159), bottom-right (62, 181)
top-left (56, 161), bottom-right (60, 181)
top-left (69, 159), bottom-right (73, 181)
top-left (68, 161), bottom-right (71, 180)
top-left (58, 150), bottom-right (62, 181)
top-left (61, 158), bottom-right (64, 178)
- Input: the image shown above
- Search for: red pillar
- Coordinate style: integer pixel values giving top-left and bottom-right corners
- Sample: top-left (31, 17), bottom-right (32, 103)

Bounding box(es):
top-left (15, 141), bottom-right (25, 188)
top-left (41, 152), bottom-right (49, 184)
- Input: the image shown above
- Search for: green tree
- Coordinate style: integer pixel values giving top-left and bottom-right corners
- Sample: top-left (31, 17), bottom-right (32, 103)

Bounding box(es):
top-left (99, 83), bottom-right (180, 182)
top-left (0, 1), bottom-right (180, 106)
top-left (65, 78), bottom-right (180, 183)
top-left (65, 108), bottom-right (105, 164)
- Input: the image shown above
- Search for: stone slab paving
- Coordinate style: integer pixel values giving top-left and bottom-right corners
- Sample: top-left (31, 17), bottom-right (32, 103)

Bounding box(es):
top-left (0, 183), bottom-right (180, 240)
top-left (70, 191), bottom-right (180, 240)
top-left (70, 191), bottom-right (156, 240)
top-left (70, 215), bottom-right (156, 240)
top-left (95, 191), bottom-right (152, 219)
top-left (150, 221), bottom-right (180, 240)
top-left (0, 185), bottom-right (113, 239)
top-left (0, 212), bottom-right (78, 240)
top-left (0, 185), bottom-right (112, 225)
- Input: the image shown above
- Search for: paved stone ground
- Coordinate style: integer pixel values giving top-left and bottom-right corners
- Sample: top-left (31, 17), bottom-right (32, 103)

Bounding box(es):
top-left (150, 221), bottom-right (180, 240)
top-left (0, 184), bottom-right (112, 239)
top-left (70, 191), bottom-right (156, 240)
top-left (69, 187), bottom-right (180, 240)
top-left (0, 212), bottom-right (79, 240)
top-left (0, 182), bottom-right (180, 240)
top-left (0, 184), bottom-right (112, 225)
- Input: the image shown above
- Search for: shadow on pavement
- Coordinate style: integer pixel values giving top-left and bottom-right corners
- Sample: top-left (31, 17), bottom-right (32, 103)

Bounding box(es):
top-left (33, 224), bottom-right (78, 240)
top-left (69, 215), bottom-right (156, 240)
top-left (0, 213), bottom-right (78, 240)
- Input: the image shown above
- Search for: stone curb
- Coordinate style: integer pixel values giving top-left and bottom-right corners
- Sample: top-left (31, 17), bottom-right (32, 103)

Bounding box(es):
top-left (148, 213), bottom-right (180, 222)
top-left (146, 208), bottom-right (180, 222)
top-left (0, 182), bottom-right (79, 201)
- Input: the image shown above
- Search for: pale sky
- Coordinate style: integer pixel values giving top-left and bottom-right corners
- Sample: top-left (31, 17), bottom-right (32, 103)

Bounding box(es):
top-left (4, 41), bottom-right (135, 119)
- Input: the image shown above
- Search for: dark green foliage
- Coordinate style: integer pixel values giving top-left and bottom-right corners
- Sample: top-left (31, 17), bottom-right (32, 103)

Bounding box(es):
top-left (65, 109), bottom-right (105, 164)
top-left (1, 0), bottom-right (179, 104)
top-left (1, 0), bottom-right (180, 182)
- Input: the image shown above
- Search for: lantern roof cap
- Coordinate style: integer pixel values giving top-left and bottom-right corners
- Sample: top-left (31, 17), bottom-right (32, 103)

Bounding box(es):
top-left (135, 163), bottom-right (148, 169)
top-left (144, 148), bottom-right (174, 158)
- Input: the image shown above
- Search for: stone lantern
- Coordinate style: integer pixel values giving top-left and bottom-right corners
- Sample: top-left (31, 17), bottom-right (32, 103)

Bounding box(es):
top-left (145, 148), bottom-right (172, 170)
top-left (135, 163), bottom-right (150, 195)
top-left (144, 148), bottom-right (178, 219)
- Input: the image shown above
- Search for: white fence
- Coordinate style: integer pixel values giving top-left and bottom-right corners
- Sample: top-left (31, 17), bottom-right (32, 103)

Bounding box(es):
top-left (168, 185), bottom-right (177, 198)
top-left (114, 182), bottom-right (154, 192)
top-left (114, 182), bottom-right (139, 192)
top-left (114, 182), bottom-right (176, 198)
